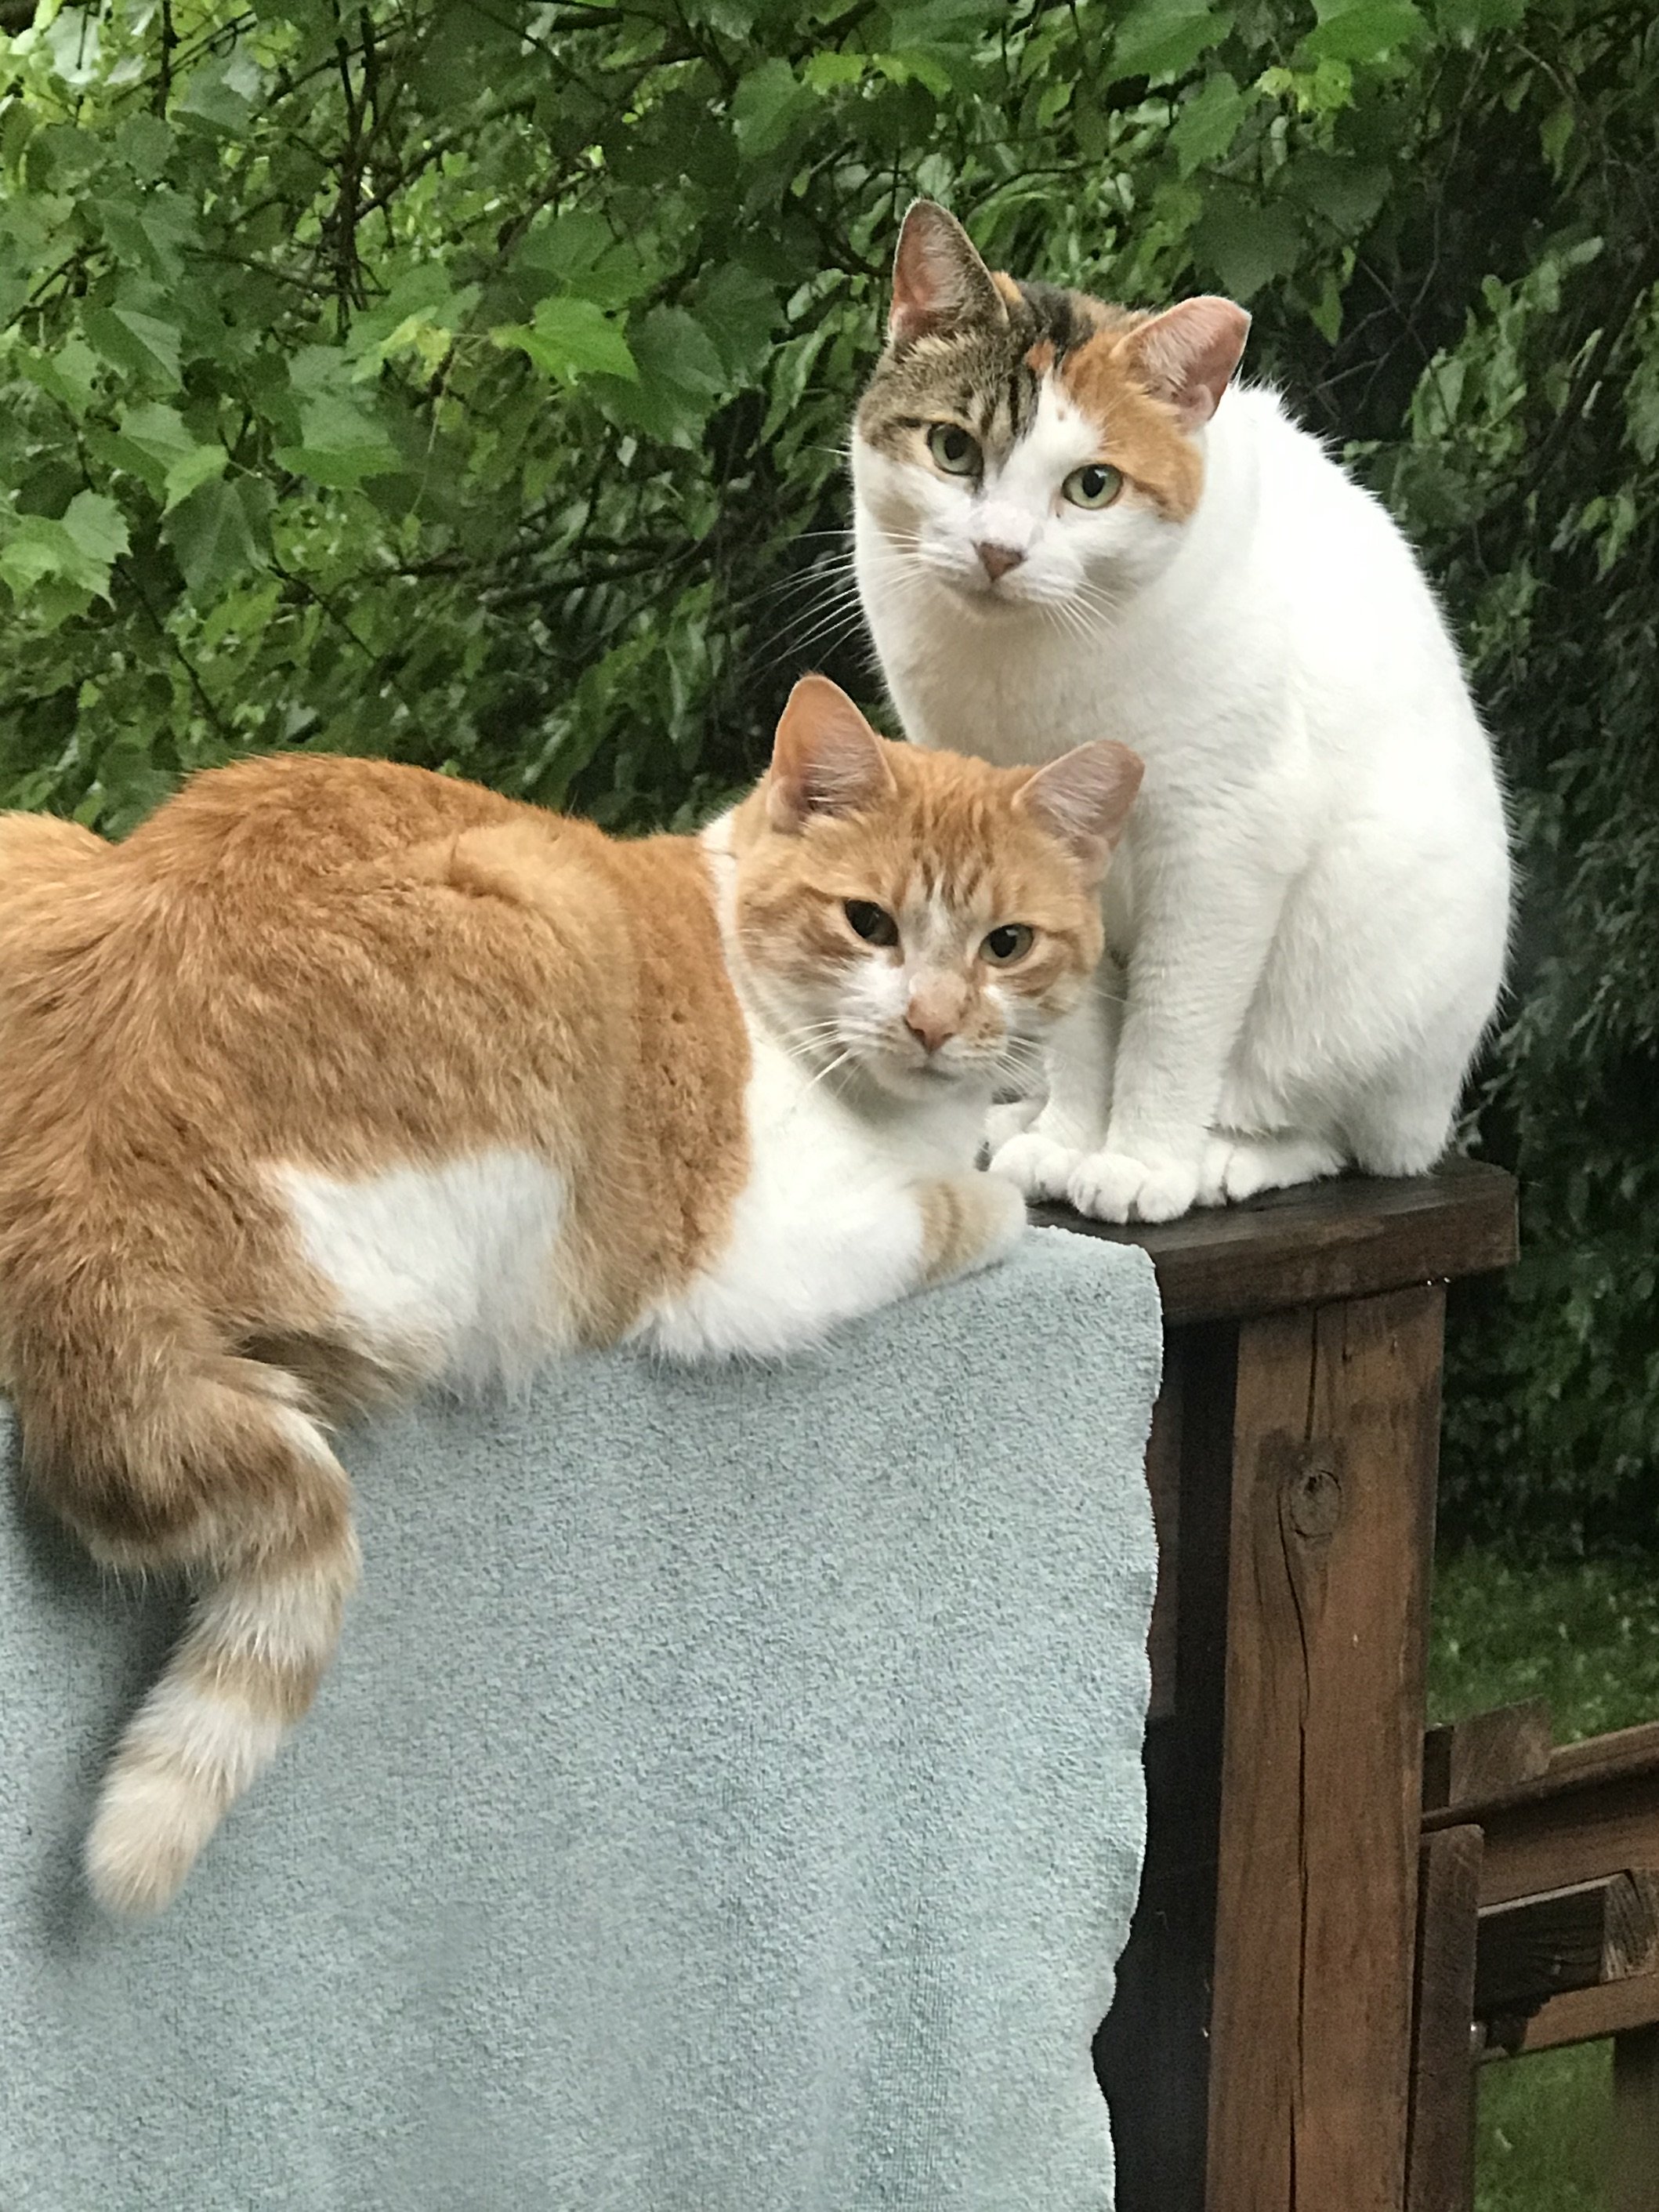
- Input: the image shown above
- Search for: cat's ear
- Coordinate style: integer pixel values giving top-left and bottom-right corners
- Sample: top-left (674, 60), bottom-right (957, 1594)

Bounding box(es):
top-left (1125, 298), bottom-right (1251, 430)
top-left (768, 677), bottom-right (897, 830)
top-left (1016, 742), bottom-right (1144, 883)
top-left (889, 201), bottom-right (1006, 348)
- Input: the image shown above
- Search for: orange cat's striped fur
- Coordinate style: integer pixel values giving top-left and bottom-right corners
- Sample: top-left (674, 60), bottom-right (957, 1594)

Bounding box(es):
top-left (0, 676), bottom-right (1141, 1915)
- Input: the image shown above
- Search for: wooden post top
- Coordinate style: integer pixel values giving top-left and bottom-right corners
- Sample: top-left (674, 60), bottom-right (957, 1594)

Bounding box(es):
top-left (1034, 1158), bottom-right (1518, 1326)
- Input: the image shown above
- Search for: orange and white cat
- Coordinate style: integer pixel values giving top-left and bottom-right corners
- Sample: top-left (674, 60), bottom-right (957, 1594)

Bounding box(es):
top-left (0, 676), bottom-right (1140, 1916)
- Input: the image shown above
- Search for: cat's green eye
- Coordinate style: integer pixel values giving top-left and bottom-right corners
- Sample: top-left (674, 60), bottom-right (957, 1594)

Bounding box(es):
top-left (981, 923), bottom-right (1034, 966)
top-left (927, 423), bottom-right (982, 477)
top-left (845, 899), bottom-right (900, 948)
top-left (1062, 462), bottom-right (1124, 510)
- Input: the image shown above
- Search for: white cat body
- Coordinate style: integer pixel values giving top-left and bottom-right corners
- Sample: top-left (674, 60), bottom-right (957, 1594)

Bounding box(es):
top-left (856, 351), bottom-right (1510, 1221)
top-left (272, 1031), bottom-right (1001, 1386)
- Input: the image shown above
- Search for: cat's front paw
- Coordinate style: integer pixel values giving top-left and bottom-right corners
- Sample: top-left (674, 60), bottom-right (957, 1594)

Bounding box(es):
top-left (1067, 1147), bottom-right (1199, 1225)
top-left (918, 1170), bottom-right (1027, 1285)
top-left (1198, 1130), bottom-right (1346, 1206)
top-left (989, 1129), bottom-right (1082, 1203)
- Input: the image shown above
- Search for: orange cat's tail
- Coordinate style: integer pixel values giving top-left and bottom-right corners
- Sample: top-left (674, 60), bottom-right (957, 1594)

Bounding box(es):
top-left (18, 1322), bottom-right (360, 1916)
top-left (75, 1362), bottom-right (360, 1915)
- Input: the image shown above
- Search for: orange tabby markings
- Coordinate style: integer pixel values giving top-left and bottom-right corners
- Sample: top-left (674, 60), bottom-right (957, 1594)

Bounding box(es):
top-left (0, 679), bottom-right (1140, 1913)
top-left (1058, 330), bottom-right (1204, 521)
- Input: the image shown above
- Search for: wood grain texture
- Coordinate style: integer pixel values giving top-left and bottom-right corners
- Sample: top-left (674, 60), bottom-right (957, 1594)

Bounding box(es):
top-left (1425, 1721), bottom-right (1659, 1833)
top-left (1422, 1702), bottom-right (1553, 1815)
top-left (1032, 1159), bottom-right (1516, 1325)
top-left (1482, 1969), bottom-right (1659, 2056)
top-left (1204, 1285), bottom-right (1444, 2212)
top-left (1406, 1826), bottom-right (1483, 2212)
top-left (1472, 1771), bottom-right (1659, 1909)
top-left (1611, 2024), bottom-right (1659, 2212)
top-left (1475, 1872), bottom-right (1659, 2024)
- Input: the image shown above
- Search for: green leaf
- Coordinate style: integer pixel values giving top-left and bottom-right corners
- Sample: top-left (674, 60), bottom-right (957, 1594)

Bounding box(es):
top-left (161, 478), bottom-right (270, 600)
top-left (114, 113), bottom-right (173, 180)
top-left (603, 306), bottom-right (729, 447)
top-left (875, 45), bottom-right (970, 94)
top-left (83, 305), bottom-right (183, 389)
top-left (1170, 74), bottom-right (1247, 175)
top-left (1192, 190), bottom-right (1306, 298)
top-left (0, 493), bottom-right (129, 601)
top-left (512, 215), bottom-right (661, 312)
top-left (1284, 151), bottom-right (1391, 234)
top-left (62, 492), bottom-right (130, 572)
top-left (99, 401), bottom-right (214, 506)
top-left (162, 444), bottom-right (228, 513)
top-left (1541, 103), bottom-right (1574, 177)
top-left (273, 396), bottom-right (404, 489)
top-left (1110, 0), bottom-right (1228, 83)
top-left (731, 59), bottom-right (817, 159)
top-left (804, 52), bottom-right (867, 90)
top-left (1302, 0), bottom-right (1428, 64)
top-left (887, 0), bottom-right (999, 39)
top-left (175, 53), bottom-right (259, 136)
top-left (1433, 0), bottom-right (1527, 34)
top-left (693, 262), bottom-right (781, 379)
top-left (19, 335), bottom-right (101, 418)
top-left (491, 296), bottom-right (638, 384)
top-left (346, 265), bottom-right (477, 374)
top-left (1309, 268), bottom-right (1345, 343)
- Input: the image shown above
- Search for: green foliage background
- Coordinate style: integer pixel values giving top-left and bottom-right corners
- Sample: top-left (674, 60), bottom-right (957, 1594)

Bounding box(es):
top-left (2, 0), bottom-right (1656, 1543)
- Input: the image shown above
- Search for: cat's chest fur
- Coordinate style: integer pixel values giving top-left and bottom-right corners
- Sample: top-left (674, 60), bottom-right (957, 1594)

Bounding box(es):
top-left (875, 593), bottom-right (1215, 767)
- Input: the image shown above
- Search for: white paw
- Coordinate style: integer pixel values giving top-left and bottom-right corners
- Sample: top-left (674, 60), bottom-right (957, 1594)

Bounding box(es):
top-left (1208, 1138), bottom-right (1282, 1206)
top-left (1067, 1148), bottom-right (1200, 1225)
top-left (980, 1172), bottom-right (1030, 1262)
top-left (989, 1130), bottom-right (1083, 1203)
top-left (1197, 1133), bottom-right (1237, 1207)
top-left (983, 1097), bottom-right (1042, 1152)
top-left (1198, 1131), bottom-right (1345, 1207)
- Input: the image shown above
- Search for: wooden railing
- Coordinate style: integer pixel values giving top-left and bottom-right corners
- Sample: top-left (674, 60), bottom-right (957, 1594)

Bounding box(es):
top-left (1411, 1703), bottom-right (1659, 2212)
top-left (1041, 1158), bottom-right (1522, 2212)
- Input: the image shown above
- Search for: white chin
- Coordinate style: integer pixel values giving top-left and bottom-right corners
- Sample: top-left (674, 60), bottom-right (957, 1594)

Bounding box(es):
top-left (941, 573), bottom-right (1031, 612)
top-left (870, 1057), bottom-right (970, 1100)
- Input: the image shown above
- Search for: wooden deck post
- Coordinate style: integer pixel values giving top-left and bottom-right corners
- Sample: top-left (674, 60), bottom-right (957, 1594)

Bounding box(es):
top-left (1405, 1826), bottom-right (1483, 2212)
top-left (1611, 2024), bottom-right (1659, 2212)
top-left (1070, 1160), bottom-right (1519, 2212)
top-left (1204, 1285), bottom-right (1443, 2210)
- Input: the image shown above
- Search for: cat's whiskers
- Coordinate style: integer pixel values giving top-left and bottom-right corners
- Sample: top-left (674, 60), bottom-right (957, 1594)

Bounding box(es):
top-left (763, 553), bottom-right (934, 673)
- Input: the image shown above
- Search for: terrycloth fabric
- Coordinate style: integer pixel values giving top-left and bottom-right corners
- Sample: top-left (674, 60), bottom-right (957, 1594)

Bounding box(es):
top-left (0, 1227), bottom-right (1160, 2212)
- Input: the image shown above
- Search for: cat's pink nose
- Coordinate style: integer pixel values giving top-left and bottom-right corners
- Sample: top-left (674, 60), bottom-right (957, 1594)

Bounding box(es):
top-left (905, 1009), bottom-right (957, 1053)
top-left (905, 978), bottom-right (967, 1053)
top-left (976, 541), bottom-right (1024, 583)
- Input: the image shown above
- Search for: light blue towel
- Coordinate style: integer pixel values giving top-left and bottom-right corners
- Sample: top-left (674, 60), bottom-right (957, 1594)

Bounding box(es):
top-left (0, 1227), bottom-right (1160, 2212)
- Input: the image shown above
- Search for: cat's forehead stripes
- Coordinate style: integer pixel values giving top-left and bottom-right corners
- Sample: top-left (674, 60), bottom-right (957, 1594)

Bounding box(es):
top-left (858, 268), bottom-right (1200, 518)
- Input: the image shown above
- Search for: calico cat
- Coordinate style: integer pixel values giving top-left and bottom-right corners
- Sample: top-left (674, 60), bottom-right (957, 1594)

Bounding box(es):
top-left (852, 200), bottom-right (1511, 1224)
top-left (0, 675), bottom-right (1139, 1915)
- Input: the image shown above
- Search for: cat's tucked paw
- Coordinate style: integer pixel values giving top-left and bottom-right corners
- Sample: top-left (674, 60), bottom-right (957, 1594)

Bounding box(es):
top-left (918, 1170), bottom-right (1026, 1285)
top-left (983, 1097), bottom-right (1042, 1153)
top-left (988, 1130), bottom-right (1082, 1203)
top-left (1197, 1131), bottom-right (1346, 1207)
top-left (977, 1172), bottom-right (1030, 1264)
top-left (1067, 1148), bottom-right (1199, 1225)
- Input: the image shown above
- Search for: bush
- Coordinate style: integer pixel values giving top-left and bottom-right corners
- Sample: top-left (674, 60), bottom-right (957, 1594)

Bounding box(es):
top-left (2, 0), bottom-right (1655, 1542)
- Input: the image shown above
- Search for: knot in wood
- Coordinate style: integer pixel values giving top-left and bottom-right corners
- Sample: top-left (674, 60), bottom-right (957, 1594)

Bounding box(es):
top-left (1287, 1449), bottom-right (1342, 1540)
